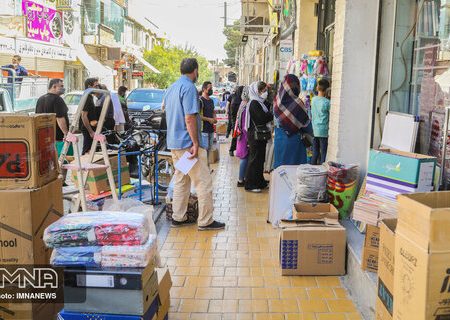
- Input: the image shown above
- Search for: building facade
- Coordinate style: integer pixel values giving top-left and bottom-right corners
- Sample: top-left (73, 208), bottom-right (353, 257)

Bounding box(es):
top-left (0, 0), bottom-right (159, 95)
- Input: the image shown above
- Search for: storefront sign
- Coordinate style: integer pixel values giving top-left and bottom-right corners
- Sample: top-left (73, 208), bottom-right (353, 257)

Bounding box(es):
top-left (0, 36), bottom-right (76, 61)
top-left (279, 38), bottom-right (293, 78)
top-left (22, 0), bottom-right (63, 45)
top-left (132, 71), bottom-right (144, 79)
top-left (0, 16), bottom-right (26, 38)
top-left (56, 0), bottom-right (73, 10)
top-left (99, 26), bottom-right (117, 47)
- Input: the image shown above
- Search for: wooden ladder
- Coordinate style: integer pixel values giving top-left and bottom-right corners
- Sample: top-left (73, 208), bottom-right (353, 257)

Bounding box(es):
top-left (58, 88), bottom-right (118, 212)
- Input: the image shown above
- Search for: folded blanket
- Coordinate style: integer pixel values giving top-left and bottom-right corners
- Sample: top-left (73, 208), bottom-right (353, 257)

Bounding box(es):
top-left (51, 235), bottom-right (157, 268)
top-left (44, 211), bottom-right (149, 248)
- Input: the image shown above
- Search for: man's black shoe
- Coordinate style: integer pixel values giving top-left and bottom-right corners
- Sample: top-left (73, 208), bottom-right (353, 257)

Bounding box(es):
top-left (198, 220), bottom-right (226, 231)
top-left (171, 219), bottom-right (196, 228)
top-left (237, 181), bottom-right (245, 187)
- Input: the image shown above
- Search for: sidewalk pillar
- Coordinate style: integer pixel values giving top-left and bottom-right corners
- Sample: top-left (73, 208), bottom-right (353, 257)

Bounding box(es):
top-left (328, 0), bottom-right (380, 174)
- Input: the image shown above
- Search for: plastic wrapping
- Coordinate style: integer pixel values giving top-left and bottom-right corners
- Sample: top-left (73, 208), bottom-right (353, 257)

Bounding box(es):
top-left (44, 211), bottom-right (149, 248)
top-left (294, 164), bottom-right (328, 203)
top-left (327, 161), bottom-right (360, 219)
top-left (103, 198), bottom-right (161, 267)
top-left (50, 235), bottom-right (158, 268)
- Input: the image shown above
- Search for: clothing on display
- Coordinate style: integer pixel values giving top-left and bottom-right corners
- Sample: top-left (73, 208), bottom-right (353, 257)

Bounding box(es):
top-left (51, 235), bottom-right (158, 268)
top-left (44, 212), bottom-right (150, 248)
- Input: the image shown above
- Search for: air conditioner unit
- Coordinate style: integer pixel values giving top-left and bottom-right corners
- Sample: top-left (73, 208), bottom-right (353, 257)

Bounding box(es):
top-left (98, 47), bottom-right (108, 61)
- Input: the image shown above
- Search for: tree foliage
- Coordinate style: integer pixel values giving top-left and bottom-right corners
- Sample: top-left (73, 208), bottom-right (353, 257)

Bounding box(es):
top-left (143, 42), bottom-right (212, 89)
top-left (223, 20), bottom-right (241, 67)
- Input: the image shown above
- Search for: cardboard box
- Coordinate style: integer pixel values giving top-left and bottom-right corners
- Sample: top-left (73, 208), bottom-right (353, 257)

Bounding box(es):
top-left (0, 178), bottom-right (63, 265)
top-left (0, 302), bottom-right (61, 320)
top-left (361, 246), bottom-right (378, 272)
top-left (0, 114), bottom-right (58, 189)
top-left (367, 149), bottom-right (436, 199)
top-left (376, 219), bottom-right (397, 320)
top-left (292, 203), bottom-right (339, 220)
top-left (208, 144), bottom-right (220, 164)
top-left (365, 224), bottom-right (380, 249)
top-left (397, 191), bottom-right (450, 252)
top-left (215, 121), bottom-right (228, 135)
top-left (393, 232), bottom-right (450, 320)
top-left (279, 219), bottom-right (346, 276)
top-left (155, 268), bottom-right (172, 320)
top-left (72, 154), bottom-right (130, 195)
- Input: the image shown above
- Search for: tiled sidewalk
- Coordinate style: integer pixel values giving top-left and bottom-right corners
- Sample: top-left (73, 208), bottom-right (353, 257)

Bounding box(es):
top-left (160, 146), bottom-right (362, 320)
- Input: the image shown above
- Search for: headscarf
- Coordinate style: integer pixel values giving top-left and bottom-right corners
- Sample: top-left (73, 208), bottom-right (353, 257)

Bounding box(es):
top-left (245, 81), bottom-right (269, 130)
top-left (236, 86), bottom-right (249, 133)
top-left (273, 74), bottom-right (310, 136)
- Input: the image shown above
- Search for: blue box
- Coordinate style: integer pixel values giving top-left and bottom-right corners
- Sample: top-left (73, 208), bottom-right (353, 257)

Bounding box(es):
top-left (58, 295), bottom-right (158, 320)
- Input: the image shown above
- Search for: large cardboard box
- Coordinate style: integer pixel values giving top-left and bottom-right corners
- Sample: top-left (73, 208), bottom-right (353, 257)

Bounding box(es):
top-left (376, 219), bottom-right (397, 320)
top-left (72, 154), bottom-right (130, 195)
top-left (0, 178), bottom-right (63, 265)
top-left (0, 114), bottom-right (58, 189)
top-left (292, 203), bottom-right (339, 220)
top-left (155, 268), bottom-right (172, 320)
top-left (0, 302), bottom-right (61, 320)
top-left (215, 121), bottom-right (228, 135)
top-left (367, 149), bottom-right (436, 199)
top-left (362, 224), bottom-right (380, 272)
top-left (279, 219), bottom-right (346, 276)
top-left (208, 143), bottom-right (220, 165)
top-left (397, 191), bottom-right (450, 252)
top-left (393, 232), bottom-right (450, 320)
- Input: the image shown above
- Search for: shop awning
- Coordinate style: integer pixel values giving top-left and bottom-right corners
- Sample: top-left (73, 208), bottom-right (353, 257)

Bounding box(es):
top-left (135, 55), bottom-right (160, 74)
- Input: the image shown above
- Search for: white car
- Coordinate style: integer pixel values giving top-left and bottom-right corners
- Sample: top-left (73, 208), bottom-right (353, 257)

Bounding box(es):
top-left (63, 91), bottom-right (84, 123)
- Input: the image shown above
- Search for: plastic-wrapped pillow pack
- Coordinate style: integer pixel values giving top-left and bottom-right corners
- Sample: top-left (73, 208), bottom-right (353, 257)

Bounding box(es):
top-left (44, 211), bottom-right (150, 248)
top-left (50, 234), bottom-right (158, 268)
top-left (295, 164), bottom-right (328, 203)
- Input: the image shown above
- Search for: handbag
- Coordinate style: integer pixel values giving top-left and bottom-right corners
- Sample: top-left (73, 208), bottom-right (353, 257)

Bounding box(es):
top-left (252, 119), bottom-right (272, 141)
top-left (301, 132), bottom-right (313, 148)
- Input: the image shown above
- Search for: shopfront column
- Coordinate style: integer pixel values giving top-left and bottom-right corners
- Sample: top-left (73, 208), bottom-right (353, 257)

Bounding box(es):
top-left (327, 0), bottom-right (379, 175)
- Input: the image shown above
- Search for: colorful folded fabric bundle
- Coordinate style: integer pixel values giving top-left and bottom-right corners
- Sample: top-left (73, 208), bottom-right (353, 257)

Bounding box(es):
top-left (50, 235), bottom-right (158, 268)
top-left (44, 212), bottom-right (149, 248)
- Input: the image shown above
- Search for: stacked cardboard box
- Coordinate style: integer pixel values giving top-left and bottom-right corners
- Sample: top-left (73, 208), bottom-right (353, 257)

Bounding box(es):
top-left (71, 153), bottom-right (130, 195)
top-left (376, 219), bottom-right (397, 320)
top-left (393, 192), bottom-right (450, 320)
top-left (0, 114), bottom-right (63, 320)
top-left (279, 203), bottom-right (346, 276)
top-left (362, 224), bottom-right (380, 272)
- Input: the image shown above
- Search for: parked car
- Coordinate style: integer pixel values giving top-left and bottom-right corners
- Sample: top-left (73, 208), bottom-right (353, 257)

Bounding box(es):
top-left (63, 91), bottom-right (84, 123)
top-left (127, 88), bottom-right (165, 124)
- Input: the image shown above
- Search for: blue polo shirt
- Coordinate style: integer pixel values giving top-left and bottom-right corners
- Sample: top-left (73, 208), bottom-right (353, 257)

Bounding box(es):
top-left (164, 75), bottom-right (206, 150)
top-left (2, 64), bottom-right (28, 83)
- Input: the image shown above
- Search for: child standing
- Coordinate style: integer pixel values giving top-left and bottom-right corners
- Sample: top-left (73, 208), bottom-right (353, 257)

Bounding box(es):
top-left (311, 79), bottom-right (331, 165)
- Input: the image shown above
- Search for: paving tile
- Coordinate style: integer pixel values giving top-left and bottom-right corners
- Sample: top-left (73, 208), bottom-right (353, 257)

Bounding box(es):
top-left (224, 287), bottom-right (252, 299)
top-left (170, 287), bottom-right (196, 299)
top-left (346, 312), bottom-right (363, 320)
top-left (195, 287), bottom-right (224, 300)
top-left (190, 313), bottom-right (222, 320)
top-left (299, 300), bottom-right (330, 313)
top-left (307, 288), bottom-right (336, 299)
top-left (238, 276), bottom-right (265, 287)
top-left (269, 299), bottom-right (299, 313)
top-left (237, 299), bottom-right (269, 313)
top-left (316, 277), bottom-right (342, 287)
top-left (252, 287), bottom-right (280, 300)
top-left (315, 313), bottom-right (347, 320)
top-left (279, 287), bottom-right (308, 300)
top-left (170, 276), bottom-right (186, 287)
top-left (285, 313), bottom-right (317, 320)
top-left (177, 299), bottom-right (209, 313)
top-left (327, 300), bottom-right (358, 313)
top-left (208, 299), bottom-right (239, 313)
top-left (184, 276), bottom-right (212, 288)
top-left (210, 276), bottom-right (238, 287)
top-left (253, 313), bottom-right (285, 320)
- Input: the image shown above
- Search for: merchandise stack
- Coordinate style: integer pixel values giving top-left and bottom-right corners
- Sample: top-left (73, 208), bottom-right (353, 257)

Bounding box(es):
top-left (43, 211), bottom-right (171, 320)
top-left (352, 148), bottom-right (437, 272)
top-left (0, 114), bottom-right (63, 320)
top-left (376, 191), bottom-right (450, 320)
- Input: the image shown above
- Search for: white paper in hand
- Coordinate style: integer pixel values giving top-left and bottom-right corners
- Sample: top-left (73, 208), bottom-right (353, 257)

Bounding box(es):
top-left (174, 152), bottom-right (198, 175)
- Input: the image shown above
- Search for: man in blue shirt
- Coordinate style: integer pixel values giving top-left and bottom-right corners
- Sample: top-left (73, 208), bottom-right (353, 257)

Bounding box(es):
top-left (2, 55), bottom-right (29, 99)
top-left (164, 58), bottom-right (225, 231)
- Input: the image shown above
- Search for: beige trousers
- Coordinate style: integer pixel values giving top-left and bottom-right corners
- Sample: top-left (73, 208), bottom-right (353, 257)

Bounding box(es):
top-left (171, 148), bottom-right (214, 227)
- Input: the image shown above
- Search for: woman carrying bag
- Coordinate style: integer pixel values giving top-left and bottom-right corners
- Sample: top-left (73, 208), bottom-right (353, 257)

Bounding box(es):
top-left (273, 74), bottom-right (312, 169)
top-left (245, 81), bottom-right (273, 193)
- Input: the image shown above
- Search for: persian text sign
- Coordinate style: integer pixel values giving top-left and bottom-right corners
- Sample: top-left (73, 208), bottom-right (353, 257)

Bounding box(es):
top-left (22, 0), bottom-right (63, 44)
top-left (0, 37), bottom-right (76, 61)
